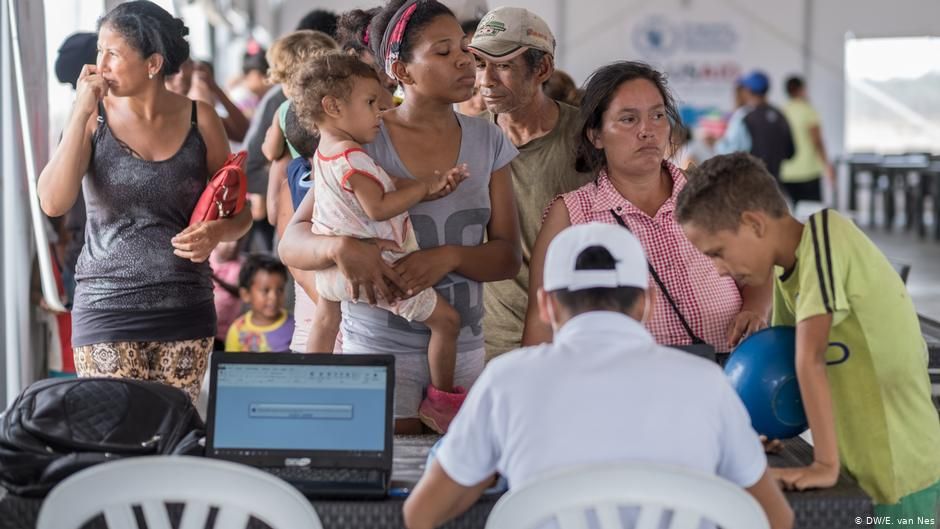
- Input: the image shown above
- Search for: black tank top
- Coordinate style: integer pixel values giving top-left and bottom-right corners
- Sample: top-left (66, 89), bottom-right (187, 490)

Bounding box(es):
top-left (72, 100), bottom-right (216, 346)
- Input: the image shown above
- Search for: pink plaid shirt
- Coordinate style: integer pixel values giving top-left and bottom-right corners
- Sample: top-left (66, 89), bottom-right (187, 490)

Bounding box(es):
top-left (559, 161), bottom-right (741, 351)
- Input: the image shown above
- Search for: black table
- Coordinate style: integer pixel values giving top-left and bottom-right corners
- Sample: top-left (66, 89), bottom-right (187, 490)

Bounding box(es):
top-left (877, 154), bottom-right (930, 232)
top-left (923, 315), bottom-right (940, 366)
top-left (922, 316), bottom-right (940, 410)
top-left (844, 153), bottom-right (883, 215)
top-left (0, 435), bottom-right (871, 529)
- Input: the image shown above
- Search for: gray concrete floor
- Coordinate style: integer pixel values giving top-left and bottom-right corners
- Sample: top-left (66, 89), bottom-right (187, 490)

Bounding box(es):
top-left (864, 228), bottom-right (940, 322)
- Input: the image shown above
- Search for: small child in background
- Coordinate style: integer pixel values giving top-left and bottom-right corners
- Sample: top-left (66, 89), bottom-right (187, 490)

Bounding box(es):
top-left (292, 52), bottom-right (469, 433)
top-left (284, 103), bottom-right (318, 210)
top-left (225, 254), bottom-right (295, 352)
top-left (675, 153), bottom-right (940, 524)
top-left (209, 239), bottom-right (245, 350)
top-left (260, 30), bottom-right (338, 163)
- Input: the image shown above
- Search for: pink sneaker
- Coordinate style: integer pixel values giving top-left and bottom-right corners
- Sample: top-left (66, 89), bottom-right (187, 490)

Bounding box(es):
top-left (419, 385), bottom-right (467, 434)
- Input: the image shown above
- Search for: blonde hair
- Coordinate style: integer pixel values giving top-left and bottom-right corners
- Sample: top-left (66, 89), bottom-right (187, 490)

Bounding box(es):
top-left (266, 30), bottom-right (338, 86)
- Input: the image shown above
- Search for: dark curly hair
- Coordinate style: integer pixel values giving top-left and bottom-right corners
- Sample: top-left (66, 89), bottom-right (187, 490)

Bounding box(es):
top-left (337, 8), bottom-right (379, 53)
top-left (575, 61), bottom-right (686, 174)
top-left (238, 254), bottom-right (288, 291)
top-left (297, 9), bottom-right (339, 37)
top-left (675, 152), bottom-right (789, 232)
top-left (284, 102), bottom-right (318, 160)
top-left (291, 52), bottom-right (380, 131)
top-left (368, 0), bottom-right (455, 66)
top-left (460, 18), bottom-right (481, 36)
top-left (97, 0), bottom-right (190, 77)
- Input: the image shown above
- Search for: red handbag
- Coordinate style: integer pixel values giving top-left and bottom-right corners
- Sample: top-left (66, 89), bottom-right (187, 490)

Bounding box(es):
top-left (189, 151), bottom-right (248, 226)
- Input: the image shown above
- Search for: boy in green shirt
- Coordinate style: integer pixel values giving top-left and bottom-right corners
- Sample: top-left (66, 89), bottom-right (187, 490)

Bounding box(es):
top-left (675, 152), bottom-right (940, 525)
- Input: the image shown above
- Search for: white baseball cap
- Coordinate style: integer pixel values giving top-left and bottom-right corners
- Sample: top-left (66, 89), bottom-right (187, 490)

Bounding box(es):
top-left (543, 223), bottom-right (648, 292)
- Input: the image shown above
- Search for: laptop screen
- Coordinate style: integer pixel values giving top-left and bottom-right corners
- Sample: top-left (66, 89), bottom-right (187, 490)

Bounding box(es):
top-left (211, 362), bottom-right (388, 455)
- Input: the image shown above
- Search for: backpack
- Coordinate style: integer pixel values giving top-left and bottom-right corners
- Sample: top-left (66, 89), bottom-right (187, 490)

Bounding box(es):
top-left (0, 377), bottom-right (205, 497)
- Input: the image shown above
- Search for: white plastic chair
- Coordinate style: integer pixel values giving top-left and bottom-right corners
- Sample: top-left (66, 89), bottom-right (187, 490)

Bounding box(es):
top-left (484, 463), bottom-right (770, 529)
top-left (37, 456), bottom-right (323, 529)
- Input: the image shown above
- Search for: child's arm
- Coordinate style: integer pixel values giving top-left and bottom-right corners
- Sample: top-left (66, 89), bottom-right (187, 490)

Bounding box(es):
top-left (349, 172), bottom-right (428, 222)
top-left (261, 115), bottom-right (285, 162)
top-left (770, 313), bottom-right (841, 491)
top-left (350, 165), bottom-right (468, 222)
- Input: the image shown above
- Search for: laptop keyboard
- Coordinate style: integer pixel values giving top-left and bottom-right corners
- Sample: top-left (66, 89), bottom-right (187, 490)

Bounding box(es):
top-left (264, 467), bottom-right (382, 484)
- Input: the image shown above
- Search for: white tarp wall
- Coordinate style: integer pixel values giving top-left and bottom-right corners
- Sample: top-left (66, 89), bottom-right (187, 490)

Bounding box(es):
top-left (267, 0), bottom-right (940, 157)
top-left (496, 0), bottom-right (940, 158)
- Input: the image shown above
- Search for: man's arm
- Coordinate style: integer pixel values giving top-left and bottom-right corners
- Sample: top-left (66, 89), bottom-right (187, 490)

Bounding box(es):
top-left (746, 471), bottom-right (795, 529)
top-left (403, 461), bottom-right (493, 529)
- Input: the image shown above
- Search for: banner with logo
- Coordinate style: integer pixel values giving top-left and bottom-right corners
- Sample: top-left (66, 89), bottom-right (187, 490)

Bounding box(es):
top-left (556, 0), bottom-right (804, 127)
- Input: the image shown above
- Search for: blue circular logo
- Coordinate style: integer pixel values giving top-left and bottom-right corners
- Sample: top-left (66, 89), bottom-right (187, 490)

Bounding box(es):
top-left (632, 16), bottom-right (679, 57)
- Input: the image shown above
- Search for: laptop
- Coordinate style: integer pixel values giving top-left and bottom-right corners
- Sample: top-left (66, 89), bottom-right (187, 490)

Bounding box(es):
top-left (205, 352), bottom-right (394, 498)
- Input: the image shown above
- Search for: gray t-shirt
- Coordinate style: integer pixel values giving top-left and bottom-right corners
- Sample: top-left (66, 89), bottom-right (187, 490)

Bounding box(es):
top-left (342, 113), bottom-right (518, 354)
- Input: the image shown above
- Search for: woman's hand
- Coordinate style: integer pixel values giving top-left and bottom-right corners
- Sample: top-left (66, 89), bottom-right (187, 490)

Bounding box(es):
top-left (334, 237), bottom-right (407, 305)
top-left (727, 309), bottom-right (768, 347)
top-left (172, 221), bottom-right (223, 263)
top-left (393, 247), bottom-right (457, 298)
top-left (75, 65), bottom-right (109, 117)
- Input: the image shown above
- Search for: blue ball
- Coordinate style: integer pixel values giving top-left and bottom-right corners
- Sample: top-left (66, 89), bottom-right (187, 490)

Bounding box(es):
top-left (724, 326), bottom-right (808, 439)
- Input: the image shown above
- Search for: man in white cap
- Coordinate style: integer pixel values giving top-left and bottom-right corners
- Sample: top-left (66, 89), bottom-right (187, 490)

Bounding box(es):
top-left (403, 223), bottom-right (794, 529)
top-left (470, 7), bottom-right (593, 361)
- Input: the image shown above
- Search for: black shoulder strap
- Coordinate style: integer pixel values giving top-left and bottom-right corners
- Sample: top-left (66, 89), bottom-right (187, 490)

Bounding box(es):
top-left (609, 209), bottom-right (706, 344)
top-left (96, 101), bottom-right (105, 124)
top-left (190, 100), bottom-right (198, 126)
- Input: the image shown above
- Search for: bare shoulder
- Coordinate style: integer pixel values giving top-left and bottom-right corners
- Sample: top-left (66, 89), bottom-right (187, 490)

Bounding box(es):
top-left (543, 195), bottom-right (572, 228)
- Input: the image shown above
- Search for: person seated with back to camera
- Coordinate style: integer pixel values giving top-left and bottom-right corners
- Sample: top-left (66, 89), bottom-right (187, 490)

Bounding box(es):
top-left (403, 222), bottom-right (794, 529)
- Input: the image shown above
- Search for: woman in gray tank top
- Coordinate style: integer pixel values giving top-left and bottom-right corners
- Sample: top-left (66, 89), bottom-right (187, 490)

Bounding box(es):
top-left (38, 2), bottom-right (251, 401)
top-left (279, 0), bottom-right (522, 433)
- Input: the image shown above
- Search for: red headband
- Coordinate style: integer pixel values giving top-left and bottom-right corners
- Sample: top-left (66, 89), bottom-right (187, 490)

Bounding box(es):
top-left (381, 0), bottom-right (419, 80)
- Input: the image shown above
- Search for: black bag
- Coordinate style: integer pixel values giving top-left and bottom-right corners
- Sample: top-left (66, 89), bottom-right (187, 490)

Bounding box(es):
top-left (0, 377), bottom-right (205, 497)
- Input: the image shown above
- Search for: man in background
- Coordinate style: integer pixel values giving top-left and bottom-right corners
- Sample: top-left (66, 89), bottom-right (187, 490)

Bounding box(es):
top-left (780, 75), bottom-right (834, 207)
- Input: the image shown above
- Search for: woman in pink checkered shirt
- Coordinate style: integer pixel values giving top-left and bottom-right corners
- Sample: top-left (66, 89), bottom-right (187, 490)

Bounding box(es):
top-left (522, 61), bottom-right (771, 353)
